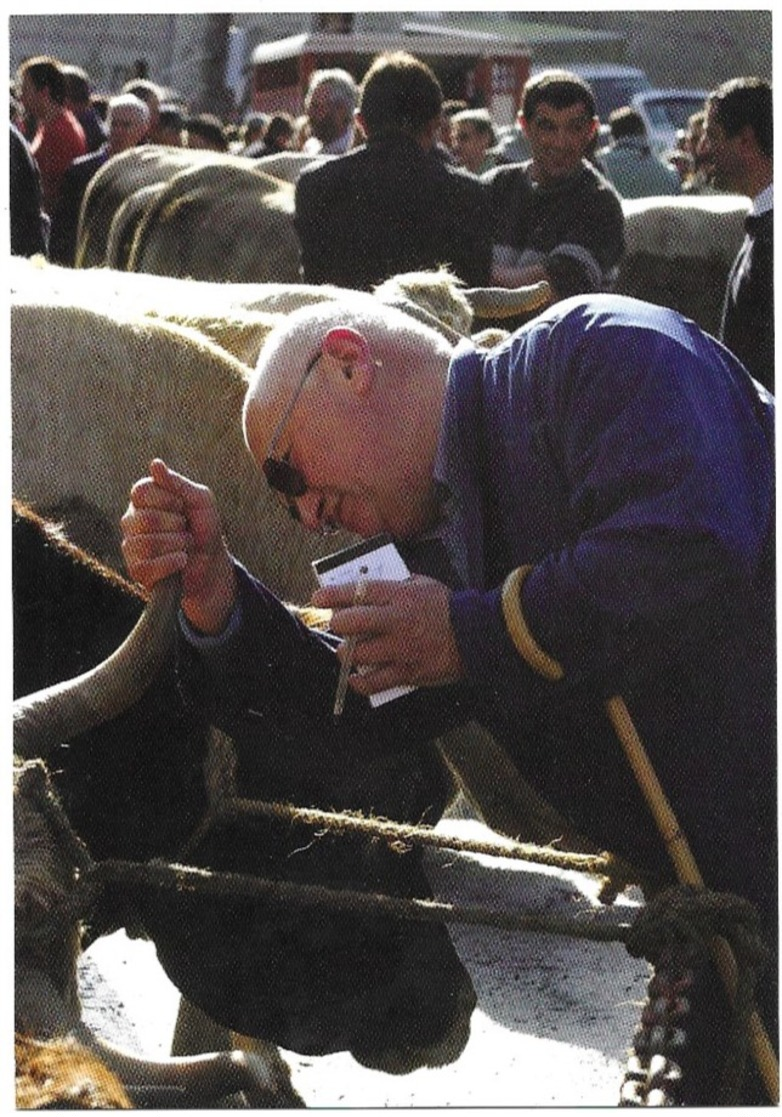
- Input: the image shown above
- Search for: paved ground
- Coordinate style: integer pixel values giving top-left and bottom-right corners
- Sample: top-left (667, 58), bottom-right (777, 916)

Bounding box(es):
top-left (79, 800), bottom-right (650, 1108)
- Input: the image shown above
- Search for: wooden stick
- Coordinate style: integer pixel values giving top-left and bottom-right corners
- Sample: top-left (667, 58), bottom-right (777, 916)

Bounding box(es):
top-left (605, 695), bottom-right (779, 1104)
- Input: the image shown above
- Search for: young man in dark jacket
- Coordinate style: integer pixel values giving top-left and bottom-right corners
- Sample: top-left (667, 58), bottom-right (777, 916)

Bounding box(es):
top-left (484, 69), bottom-right (625, 300)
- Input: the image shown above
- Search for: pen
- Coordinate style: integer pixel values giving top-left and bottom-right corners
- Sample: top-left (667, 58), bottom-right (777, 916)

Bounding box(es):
top-left (333, 566), bottom-right (368, 718)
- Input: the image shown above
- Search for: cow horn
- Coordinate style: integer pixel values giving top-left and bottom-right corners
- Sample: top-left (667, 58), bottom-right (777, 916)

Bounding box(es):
top-left (17, 968), bottom-right (303, 1107)
top-left (13, 577), bottom-right (181, 759)
top-left (462, 281), bottom-right (552, 320)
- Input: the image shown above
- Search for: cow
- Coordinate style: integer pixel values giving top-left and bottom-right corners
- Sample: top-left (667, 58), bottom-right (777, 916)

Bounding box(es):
top-left (616, 192), bottom-right (751, 336)
top-left (75, 145), bottom-right (219, 270)
top-left (252, 150), bottom-right (327, 183)
top-left (13, 502), bottom-right (301, 1106)
top-left (11, 266), bottom-right (335, 600)
top-left (12, 499), bottom-right (478, 1093)
top-left (74, 145), bottom-right (301, 283)
top-left (125, 157), bottom-right (300, 283)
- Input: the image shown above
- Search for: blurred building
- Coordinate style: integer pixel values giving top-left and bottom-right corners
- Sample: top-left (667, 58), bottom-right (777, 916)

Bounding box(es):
top-left (9, 12), bottom-right (771, 121)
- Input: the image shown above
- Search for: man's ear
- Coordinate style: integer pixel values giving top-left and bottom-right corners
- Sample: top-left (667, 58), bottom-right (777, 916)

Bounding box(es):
top-left (322, 327), bottom-right (378, 396)
top-left (519, 113), bottom-right (529, 136)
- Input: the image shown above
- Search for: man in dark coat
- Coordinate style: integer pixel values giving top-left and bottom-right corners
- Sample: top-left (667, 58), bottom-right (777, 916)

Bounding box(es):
top-left (700, 76), bottom-right (774, 393)
top-left (294, 51), bottom-right (491, 290)
top-left (10, 121), bottom-right (49, 257)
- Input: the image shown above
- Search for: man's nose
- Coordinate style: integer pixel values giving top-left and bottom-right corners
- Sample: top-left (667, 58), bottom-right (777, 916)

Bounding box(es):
top-left (295, 489), bottom-right (326, 532)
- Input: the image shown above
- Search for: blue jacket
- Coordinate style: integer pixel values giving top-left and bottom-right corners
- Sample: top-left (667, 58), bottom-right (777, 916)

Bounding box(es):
top-left (180, 294), bottom-right (775, 926)
top-left (427, 294), bottom-right (775, 909)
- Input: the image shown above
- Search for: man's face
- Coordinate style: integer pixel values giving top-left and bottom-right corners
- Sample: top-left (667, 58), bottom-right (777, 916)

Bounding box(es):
top-left (108, 109), bottom-right (148, 154)
top-left (522, 100), bottom-right (597, 185)
top-left (306, 87), bottom-right (347, 145)
top-left (452, 122), bottom-right (489, 174)
top-left (699, 103), bottom-right (744, 192)
top-left (247, 370), bottom-right (437, 541)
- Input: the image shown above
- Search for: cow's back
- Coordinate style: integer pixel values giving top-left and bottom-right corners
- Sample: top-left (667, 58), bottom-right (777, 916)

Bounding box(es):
top-left (76, 146), bottom-right (216, 269)
top-left (616, 193), bottom-right (750, 335)
top-left (127, 159), bottom-right (300, 284)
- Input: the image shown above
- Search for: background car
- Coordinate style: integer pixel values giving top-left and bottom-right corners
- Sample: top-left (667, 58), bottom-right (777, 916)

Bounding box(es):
top-left (562, 64), bottom-right (654, 121)
top-left (630, 87), bottom-right (708, 155)
top-left (493, 64), bottom-right (654, 166)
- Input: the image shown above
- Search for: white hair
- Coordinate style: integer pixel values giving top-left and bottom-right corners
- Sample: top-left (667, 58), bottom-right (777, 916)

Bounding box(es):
top-left (304, 68), bottom-right (359, 113)
top-left (242, 296), bottom-right (451, 449)
top-left (108, 92), bottom-right (150, 128)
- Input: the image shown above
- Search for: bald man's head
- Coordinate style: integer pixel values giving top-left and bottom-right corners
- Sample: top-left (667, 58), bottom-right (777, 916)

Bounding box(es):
top-left (243, 298), bottom-right (452, 539)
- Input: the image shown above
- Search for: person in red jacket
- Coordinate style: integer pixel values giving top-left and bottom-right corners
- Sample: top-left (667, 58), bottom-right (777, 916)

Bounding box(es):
top-left (17, 55), bottom-right (87, 215)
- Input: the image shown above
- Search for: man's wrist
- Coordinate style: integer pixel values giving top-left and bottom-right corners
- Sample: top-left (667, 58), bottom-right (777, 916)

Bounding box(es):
top-left (180, 558), bottom-right (238, 636)
top-left (179, 595), bottom-right (242, 647)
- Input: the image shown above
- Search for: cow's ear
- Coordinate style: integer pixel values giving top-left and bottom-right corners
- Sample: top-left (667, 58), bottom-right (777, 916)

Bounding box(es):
top-left (322, 327), bottom-right (377, 395)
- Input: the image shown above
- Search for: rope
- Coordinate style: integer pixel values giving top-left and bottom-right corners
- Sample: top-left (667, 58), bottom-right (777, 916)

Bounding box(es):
top-left (74, 857), bottom-right (634, 946)
top-left (192, 795), bottom-right (628, 878)
top-left (21, 748), bottom-right (772, 1105)
top-left (626, 884), bottom-right (770, 1105)
top-left (177, 727), bottom-right (635, 895)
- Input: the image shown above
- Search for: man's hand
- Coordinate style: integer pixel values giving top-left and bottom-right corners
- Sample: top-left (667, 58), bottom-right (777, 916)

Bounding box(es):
top-left (310, 575), bottom-right (465, 694)
top-left (120, 459), bottom-right (237, 635)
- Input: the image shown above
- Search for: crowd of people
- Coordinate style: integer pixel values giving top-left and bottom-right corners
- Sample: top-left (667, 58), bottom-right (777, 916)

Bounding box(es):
top-left (10, 51), bottom-right (773, 394)
top-left (10, 44), bottom-right (776, 1107)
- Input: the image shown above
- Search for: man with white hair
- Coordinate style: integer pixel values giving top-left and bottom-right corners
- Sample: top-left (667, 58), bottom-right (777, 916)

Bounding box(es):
top-left (49, 92), bottom-right (150, 265)
top-left (301, 67), bottom-right (359, 155)
top-left (122, 289), bottom-right (775, 1105)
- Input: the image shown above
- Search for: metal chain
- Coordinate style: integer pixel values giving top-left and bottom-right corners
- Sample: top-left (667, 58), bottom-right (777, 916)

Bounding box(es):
top-left (619, 946), bottom-right (698, 1106)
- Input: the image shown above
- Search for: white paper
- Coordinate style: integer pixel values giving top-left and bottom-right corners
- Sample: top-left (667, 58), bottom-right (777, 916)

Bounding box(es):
top-left (313, 536), bottom-right (415, 706)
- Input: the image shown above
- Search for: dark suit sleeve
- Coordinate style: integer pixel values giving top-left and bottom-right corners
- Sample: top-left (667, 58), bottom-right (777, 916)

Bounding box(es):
top-left (48, 164), bottom-right (84, 265)
top-left (294, 168), bottom-right (333, 284)
top-left (446, 174), bottom-right (492, 286)
top-left (10, 123), bottom-right (49, 258)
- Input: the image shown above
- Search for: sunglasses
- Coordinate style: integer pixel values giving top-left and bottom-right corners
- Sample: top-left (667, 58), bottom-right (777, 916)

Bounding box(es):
top-left (262, 350), bottom-right (322, 519)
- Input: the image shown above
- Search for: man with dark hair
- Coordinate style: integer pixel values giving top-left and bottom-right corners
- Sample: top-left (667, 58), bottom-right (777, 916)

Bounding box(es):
top-left (244, 113), bottom-right (294, 158)
top-left (484, 69), bottom-right (625, 300)
top-left (294, 51), bottom-right (491, 290)
top-left (185, 112), bottom-right (228, 152)
top-left (450, 108), bottom-right (497, 176)
top-left (700, 77), bottom-right (773, 393)
top-left (62, 64), bottom-right (107, 153)
top-left (155, 104), bottom-right (185, 147)
top-left (17, 55), bottom-right (87, 213)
